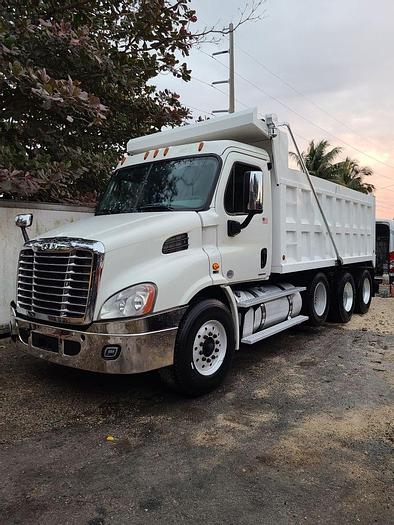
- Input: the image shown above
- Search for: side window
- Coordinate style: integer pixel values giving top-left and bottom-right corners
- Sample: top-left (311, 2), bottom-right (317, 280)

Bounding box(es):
top-left (224, 162), bottom-right (262, 214)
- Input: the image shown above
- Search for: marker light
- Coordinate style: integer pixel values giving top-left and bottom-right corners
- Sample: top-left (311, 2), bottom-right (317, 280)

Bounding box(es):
top-left (144, 151), bottom-right (150, 160)
top-left (163, 147), bottom-right (170, 156)
top-left (198, 142), bottom-right (204, 151)
top-left (153, 149), bottom-right (159, 158)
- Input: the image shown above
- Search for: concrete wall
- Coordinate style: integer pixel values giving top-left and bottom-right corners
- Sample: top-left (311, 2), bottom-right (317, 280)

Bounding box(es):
top-left (0, 201), bottom-right (94, 333)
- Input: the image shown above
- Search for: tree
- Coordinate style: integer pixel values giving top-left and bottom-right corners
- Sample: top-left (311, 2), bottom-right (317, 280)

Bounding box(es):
top-left (333, 157), bottom-right (375, 194)
top-left (290, 139), bottom-right (342, 181)
top-left (290, 139), bottom-right (374, 194)
top-left (0, 0), bottom-right (264, 204)
top-left (0, 0), bottom-right (198, 203)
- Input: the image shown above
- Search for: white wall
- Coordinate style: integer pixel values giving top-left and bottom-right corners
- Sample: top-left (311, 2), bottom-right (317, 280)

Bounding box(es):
top-left (0, 201), bottom-right (94, 333)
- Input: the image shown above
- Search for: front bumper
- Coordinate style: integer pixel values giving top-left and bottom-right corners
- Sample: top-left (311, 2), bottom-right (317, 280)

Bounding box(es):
top-left (10, 304), bottom-right (187, 374)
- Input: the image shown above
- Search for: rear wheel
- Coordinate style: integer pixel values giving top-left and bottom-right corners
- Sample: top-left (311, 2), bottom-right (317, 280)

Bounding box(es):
top-left (159, 299), bottom-right (235, 397)
top-left (329, 272), bottom-right (355, 323)
top-left (354, 270), bottom-right (373, 314)
top-left (302, 272), bottom-right (330, 326)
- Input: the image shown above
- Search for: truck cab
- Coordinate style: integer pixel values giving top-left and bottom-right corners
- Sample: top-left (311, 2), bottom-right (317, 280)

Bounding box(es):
top-left (11, 109), bottom-right (376, 395)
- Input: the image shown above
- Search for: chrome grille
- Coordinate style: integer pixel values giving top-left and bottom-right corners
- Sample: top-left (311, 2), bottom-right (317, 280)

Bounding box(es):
top-left (16, 239), bottom-right (104, 324)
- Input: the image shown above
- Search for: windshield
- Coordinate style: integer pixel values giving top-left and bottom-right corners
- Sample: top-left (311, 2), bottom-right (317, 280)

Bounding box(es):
top-left (96, 155), bottom-right (220, 215)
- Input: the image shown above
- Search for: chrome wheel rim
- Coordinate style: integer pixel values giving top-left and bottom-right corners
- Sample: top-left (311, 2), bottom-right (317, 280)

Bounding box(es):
top-left (362, 276), bottom-right (371, 304)
top-left (192, 320), bottom-right (227, 376)
top-left (313, 281), bottom-right (327, 317)
top-left (343, 281), bottom-right (354, 312)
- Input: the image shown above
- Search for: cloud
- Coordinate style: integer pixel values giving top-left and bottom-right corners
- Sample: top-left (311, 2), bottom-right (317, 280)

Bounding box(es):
top-left (153, 0), bottom-right (394, 217)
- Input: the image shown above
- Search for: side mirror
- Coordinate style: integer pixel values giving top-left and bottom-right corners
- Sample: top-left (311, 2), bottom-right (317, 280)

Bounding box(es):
top-left (227, 171), bottom-right (264, 237)
top-left (15, 213), bottom-right (33, 242)
top-left (246, 171), bottom-right (263, 213)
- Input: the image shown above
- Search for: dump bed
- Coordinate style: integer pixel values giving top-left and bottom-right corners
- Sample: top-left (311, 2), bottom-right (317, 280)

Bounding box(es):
top-left (271, 168), bottom-right (375, 273)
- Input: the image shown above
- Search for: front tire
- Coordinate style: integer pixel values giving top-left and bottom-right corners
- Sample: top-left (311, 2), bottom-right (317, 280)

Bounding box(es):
top-left (159, 299), bottom-right (235, 396)
top-left (329, 272), bottom-right (355, 323)
top-left (354, 270), bottom-right (372, 314)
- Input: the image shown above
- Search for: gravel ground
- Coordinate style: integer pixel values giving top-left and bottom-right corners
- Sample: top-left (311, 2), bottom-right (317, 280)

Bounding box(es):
top-left (0, 298), bottom-right (393, 525)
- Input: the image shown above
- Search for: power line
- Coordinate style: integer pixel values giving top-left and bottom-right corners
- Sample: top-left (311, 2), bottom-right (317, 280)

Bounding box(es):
top-left (236, 44), bottom-right (386, 154)
top-left (191, 75), bottom-right (248, 109)
top-left (198, 48), bottom-right (393, 183)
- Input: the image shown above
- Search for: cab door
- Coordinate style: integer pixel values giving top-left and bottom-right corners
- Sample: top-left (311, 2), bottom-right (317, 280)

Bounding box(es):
top-left (216, 152), bottom-right (272, 283)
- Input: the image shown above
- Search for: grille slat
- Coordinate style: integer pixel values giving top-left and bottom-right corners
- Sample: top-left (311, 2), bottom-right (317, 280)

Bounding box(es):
top-left (17, 245), bottom-right (94, 322)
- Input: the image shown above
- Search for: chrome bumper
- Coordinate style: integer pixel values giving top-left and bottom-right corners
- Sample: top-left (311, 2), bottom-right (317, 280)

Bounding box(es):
top-left (10, 304), bottom-right (187, 374)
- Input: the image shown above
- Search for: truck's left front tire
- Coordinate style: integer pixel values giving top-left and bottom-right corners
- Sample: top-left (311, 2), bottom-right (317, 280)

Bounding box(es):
top-left (159, 299), bottom-right (235, 397)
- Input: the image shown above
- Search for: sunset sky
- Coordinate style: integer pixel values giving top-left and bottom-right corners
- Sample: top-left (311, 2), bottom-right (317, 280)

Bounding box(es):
top-left (155, 0), bottom-right (394, 219)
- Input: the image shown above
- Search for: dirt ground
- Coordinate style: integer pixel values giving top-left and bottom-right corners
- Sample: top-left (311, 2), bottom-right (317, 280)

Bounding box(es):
top-left (0, 298), bottom-right (393, 525)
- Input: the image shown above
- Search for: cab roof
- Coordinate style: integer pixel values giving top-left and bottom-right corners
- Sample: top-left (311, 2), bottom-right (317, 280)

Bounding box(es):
top-left (127, 108), bottom-right (272, 155)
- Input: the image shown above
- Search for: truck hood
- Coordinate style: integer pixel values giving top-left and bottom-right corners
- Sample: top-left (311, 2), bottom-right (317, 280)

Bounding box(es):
top-left (36, 212), bottom-right (201, 252)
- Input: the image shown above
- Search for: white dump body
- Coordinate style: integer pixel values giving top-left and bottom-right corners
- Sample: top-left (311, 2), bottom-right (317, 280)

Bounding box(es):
top-left (271, 168), bottom-right (375, 273)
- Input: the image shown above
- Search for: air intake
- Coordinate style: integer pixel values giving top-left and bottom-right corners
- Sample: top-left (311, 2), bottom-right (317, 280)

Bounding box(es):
top-left (162, 233), bottom-right (189, 254)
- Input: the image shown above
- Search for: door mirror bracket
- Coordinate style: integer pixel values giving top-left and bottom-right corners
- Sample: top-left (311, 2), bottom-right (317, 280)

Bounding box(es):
top-left (227, 210), bottom-right (261, 237)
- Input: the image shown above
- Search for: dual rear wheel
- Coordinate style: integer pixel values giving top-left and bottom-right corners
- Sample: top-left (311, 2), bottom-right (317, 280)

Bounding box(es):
top-left (304, 269), bottom-right (372, 326)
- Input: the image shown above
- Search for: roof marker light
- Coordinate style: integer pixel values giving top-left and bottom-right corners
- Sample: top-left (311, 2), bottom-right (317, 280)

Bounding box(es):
top-left (144, 151), bottom-right (150, 160)
top-left (163, 147), bottom-right (169, 156)
top-left (153, 149), bottom-right (159, 158)
top-left (198, 142), bottom-right (204, 152)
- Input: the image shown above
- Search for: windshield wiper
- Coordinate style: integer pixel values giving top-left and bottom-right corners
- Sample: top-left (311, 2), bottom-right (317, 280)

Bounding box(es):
top-left (137, 204), bottom-right (175, 212)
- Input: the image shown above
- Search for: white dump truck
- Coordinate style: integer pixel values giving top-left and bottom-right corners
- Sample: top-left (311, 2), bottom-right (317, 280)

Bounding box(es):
top-left (10, 109), bottom-right (375, 395)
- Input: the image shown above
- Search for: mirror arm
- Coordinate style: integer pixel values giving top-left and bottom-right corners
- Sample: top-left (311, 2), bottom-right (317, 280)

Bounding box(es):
top-left (20, 227), bottom-right (29, 242)
top-left (228, 211), bottom-right (258, 237)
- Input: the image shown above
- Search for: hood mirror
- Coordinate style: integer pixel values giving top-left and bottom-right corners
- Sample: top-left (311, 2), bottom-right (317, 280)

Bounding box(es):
top-left (15, 213), bottom-right (33, 242)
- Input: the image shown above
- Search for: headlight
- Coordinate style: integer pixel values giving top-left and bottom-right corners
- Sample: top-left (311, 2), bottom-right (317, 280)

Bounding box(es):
top-left (98, 283), bottom-right (156, 320)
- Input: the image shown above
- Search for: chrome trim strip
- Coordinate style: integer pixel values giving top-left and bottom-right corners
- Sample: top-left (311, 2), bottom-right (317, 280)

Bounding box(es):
top-left (13, 316), bottom-right (178, 338)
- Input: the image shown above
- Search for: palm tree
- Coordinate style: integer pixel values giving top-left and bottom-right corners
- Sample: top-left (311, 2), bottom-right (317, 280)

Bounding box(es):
top-left (290, 140), bottom-right (375, 194)
top-left (333, 157), bottom-right (375, 194)
top-left (290, 140), bottom-right (342, 180)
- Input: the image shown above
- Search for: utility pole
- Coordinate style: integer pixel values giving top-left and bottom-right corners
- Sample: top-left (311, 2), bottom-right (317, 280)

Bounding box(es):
top-left (212, 23), bottom-right (235, 114)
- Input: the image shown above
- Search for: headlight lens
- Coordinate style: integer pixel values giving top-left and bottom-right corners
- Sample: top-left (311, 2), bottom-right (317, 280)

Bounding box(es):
top-left (99, 283), bottom-right (156, 320)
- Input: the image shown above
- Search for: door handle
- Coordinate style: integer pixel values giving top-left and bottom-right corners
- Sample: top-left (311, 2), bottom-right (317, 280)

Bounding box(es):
top-left (261, 248), bottom-right (267, 269)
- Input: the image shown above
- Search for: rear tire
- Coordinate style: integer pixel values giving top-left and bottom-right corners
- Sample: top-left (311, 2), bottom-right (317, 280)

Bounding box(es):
top-left (302, 272), bottom-right (330, 326)
top-left (329, 272), bottom-right (355, 323)
top-left (159, 299), bottom-right (235, 397)
top-left (354, 270), bottom-right (373, 314)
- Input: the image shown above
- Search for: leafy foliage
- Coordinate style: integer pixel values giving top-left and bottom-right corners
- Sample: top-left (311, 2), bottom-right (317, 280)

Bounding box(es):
top-left (0, 0), bottom-right (198, 203)
top-left (290, 140), bottom-right (375, 194)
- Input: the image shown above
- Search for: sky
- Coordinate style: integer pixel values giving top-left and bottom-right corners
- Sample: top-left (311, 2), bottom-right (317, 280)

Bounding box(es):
top-left (154, 0), bottom-right (394, 219)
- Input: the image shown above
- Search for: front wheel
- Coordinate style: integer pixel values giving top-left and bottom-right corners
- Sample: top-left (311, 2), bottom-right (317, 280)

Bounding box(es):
top-left (159, 299), bottom-right (235, 396)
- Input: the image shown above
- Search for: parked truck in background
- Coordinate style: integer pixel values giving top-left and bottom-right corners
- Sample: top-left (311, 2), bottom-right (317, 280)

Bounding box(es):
top-left (10, 109), bottom-right (376, 396)
top-left (375, 220), bottom-right (394, 286)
